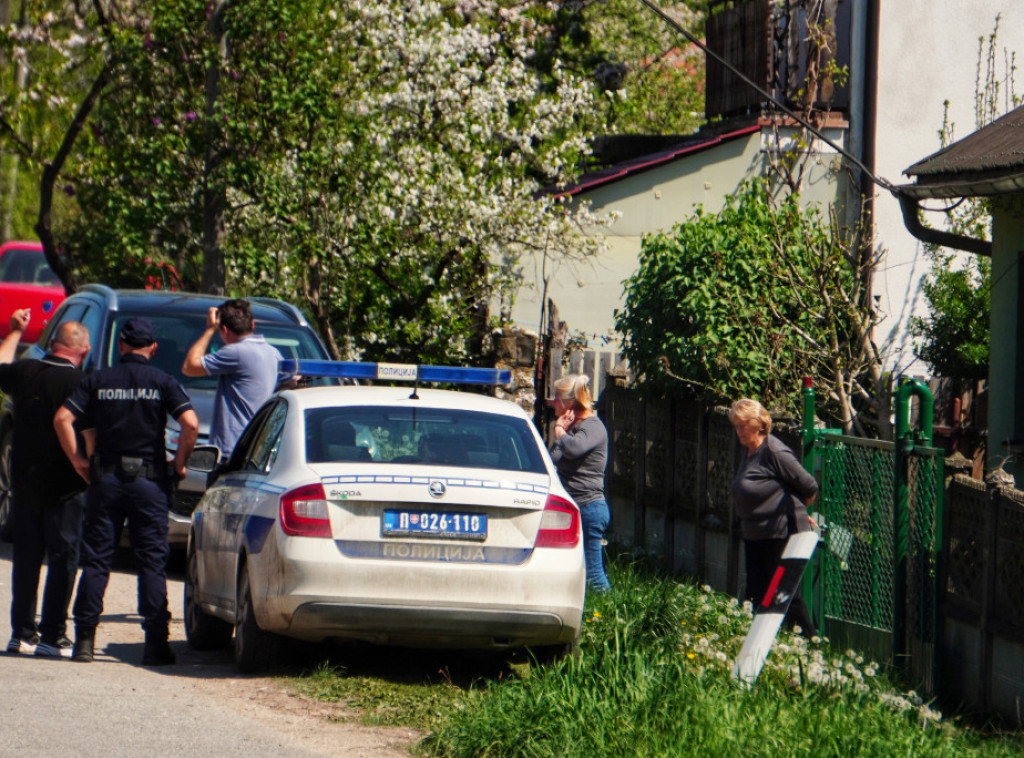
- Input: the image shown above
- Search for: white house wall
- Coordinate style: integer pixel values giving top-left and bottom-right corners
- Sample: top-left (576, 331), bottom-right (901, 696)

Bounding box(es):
top-left (873, 3), bottom-right (1024, 374)
top-left (987, 194), bottom-right (1024, 473)
top-left (511, 129), bottom-right (842, 342)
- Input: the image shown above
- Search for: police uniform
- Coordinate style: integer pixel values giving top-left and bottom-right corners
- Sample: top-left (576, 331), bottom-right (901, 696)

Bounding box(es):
top-left (62, 318), bottom-right (194, 665)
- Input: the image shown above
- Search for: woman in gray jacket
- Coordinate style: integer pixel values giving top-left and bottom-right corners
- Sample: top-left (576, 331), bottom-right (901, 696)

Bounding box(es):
top-left (729, 398), bottom-right (818, 637)
top-left (549, 374), bottom-right (611, 592)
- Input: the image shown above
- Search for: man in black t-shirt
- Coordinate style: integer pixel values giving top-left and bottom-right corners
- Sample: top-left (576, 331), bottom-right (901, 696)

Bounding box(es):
top-left (0, 308), bottom-right (90, 658)
top-left (55, 317), bottom-right (198, 666)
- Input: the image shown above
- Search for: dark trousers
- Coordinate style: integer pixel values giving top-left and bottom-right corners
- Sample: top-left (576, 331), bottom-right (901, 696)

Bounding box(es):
top-left (743, 536), bottom-right (817, 638)
top-left (9, 486), bottom-right (85, 642)
top-left (73, 473), bottom-right (171, 631)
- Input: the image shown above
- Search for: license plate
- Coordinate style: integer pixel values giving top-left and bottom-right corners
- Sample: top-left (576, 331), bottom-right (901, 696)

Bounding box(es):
top-left (382, 510), bottom-right (487, 540)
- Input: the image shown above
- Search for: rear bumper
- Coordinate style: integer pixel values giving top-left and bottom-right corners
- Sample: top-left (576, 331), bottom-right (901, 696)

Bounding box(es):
top-left (253, 536), bottom-right (585, 648)
top-left (289, 602), bottom-right (575, 648)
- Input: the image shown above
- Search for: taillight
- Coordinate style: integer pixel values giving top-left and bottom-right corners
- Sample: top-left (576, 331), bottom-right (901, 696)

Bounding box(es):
top-left (280, 483), bottom-right (331, 538)
top-left (535, 494), bottom-right (580, 548)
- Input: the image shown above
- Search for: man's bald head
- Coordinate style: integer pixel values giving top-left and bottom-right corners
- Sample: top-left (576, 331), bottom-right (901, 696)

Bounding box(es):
top-left (51, 321), bottom-right (90, 367)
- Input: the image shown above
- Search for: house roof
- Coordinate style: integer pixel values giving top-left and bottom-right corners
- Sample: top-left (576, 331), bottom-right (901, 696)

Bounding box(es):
top-left (555, 124), bottom-right (760, 198)
top-left (901, 104), bottom-right (1024, 198)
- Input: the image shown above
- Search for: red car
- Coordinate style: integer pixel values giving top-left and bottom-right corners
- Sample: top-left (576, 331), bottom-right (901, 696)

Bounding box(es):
top-left (0, 241), bottom-right (66, 344)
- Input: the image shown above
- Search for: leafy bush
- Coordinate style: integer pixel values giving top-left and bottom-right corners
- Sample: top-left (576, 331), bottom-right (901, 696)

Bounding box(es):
top-left (615, 180), bottom-right (863, 421)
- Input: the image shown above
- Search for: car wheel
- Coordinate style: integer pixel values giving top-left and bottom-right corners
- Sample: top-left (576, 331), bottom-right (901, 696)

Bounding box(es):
top-left (184, 542), bottom-right (233, 650)
top-left (234, 564), bottom-right (281, 673)
top-left (0, 428), bottom-right (13, 543)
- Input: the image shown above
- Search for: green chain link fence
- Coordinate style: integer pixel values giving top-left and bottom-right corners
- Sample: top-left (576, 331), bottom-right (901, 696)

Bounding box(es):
top-left (805, 379), bottom-right (944, 689)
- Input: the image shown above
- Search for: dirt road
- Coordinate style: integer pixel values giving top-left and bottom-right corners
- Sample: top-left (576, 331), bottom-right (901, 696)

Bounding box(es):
top-left (0, 541), bottom-right (419, 757)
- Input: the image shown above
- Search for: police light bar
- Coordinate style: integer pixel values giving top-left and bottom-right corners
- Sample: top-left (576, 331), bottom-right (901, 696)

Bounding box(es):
top-left (280, 359), bottom-right (511, 386)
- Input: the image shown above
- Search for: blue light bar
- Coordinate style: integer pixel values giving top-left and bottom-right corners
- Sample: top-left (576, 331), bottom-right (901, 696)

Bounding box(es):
top-left (280, 359), bottom-right (511, 386)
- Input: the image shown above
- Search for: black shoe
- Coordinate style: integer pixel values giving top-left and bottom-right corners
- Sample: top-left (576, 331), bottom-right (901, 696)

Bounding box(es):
top-left (72, 636), bottom-right (94, 663)
top-left (142, 640), bottom-right (176, 667)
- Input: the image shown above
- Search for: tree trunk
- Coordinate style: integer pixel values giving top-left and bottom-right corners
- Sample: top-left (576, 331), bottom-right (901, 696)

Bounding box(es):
top-left (36, 59), bottom-right (114, 293)
top-left (200, 2), bottom-right (230, 295)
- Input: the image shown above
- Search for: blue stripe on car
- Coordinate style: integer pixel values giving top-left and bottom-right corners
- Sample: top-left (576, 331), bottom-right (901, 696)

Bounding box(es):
top-left (244, 515), bottom-right (276, 553)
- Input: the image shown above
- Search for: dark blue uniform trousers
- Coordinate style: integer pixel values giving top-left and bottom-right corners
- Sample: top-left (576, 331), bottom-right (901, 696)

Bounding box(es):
top-left (73, 473), bottom-right (171, 632)
top-left (10, 487), bottom-right (85, 641)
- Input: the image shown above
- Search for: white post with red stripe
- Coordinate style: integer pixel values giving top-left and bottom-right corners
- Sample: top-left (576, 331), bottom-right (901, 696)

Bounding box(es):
top-left (731, 530), bottom-right (819, 686)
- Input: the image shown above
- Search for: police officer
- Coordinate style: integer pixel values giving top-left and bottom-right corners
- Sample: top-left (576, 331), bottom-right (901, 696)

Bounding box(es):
top-left (54, 317), bottom-right (198, 666)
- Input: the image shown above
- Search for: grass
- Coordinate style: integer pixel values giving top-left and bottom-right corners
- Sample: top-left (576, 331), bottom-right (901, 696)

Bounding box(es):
top-left (287, 561), bottom-right (1024, 757)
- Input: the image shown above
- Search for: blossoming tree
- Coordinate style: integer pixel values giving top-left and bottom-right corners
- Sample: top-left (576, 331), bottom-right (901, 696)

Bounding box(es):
top-left (3, 0), bottom-right (609, 362)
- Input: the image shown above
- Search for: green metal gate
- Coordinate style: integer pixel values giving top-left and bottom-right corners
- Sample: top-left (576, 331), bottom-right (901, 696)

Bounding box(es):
top-left (802, 379), bottom-right (945, 689)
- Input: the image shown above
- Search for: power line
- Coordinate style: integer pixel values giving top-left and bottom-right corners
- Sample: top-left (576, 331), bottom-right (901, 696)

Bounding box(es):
top-left (635, 0), bottom-right (898, 193)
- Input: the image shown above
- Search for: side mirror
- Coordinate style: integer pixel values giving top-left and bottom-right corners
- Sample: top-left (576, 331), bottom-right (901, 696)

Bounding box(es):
top-left (186, 445), bottom-right (221, 474)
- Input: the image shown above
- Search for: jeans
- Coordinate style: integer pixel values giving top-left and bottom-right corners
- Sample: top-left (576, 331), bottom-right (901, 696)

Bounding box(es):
top-left (579, 499), bottom-right (611, 592)
top-left (10, 486), bottom-right (85, 642)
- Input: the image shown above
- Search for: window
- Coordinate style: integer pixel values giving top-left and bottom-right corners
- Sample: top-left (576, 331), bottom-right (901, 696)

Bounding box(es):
top-left (35, 302), bottom-right (85, 351)
top-left (110, 313), bottom-right (330, 390)
top-left (77, 305), bottom-right (104, 372)
top-left (304, 405), bottom-right (546, 474)
top-left (0, 248), bottom-right (56, 284)
top-left (230, 400), bottom-right (287, 474)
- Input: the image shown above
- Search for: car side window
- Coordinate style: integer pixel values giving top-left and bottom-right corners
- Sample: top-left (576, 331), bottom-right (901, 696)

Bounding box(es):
top-left (76, 304), bottom-right (104, 372)
top-left (35, 302), bottom-right (84, 352)
top-left (241, 401), bottom-right (287, 474)
top-left (222, 403), bottom-right (274, 473)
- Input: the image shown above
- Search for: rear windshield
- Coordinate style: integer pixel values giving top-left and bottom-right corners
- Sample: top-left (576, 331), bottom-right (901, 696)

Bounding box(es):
top-left (109, 313), bottom-right (330, 390)
top-left (304, 405), bottom-right (547, 474)
top-left (0, 248), bottom-right (60, 285)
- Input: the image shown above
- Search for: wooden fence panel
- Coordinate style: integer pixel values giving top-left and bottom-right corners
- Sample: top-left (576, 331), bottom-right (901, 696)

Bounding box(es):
top-left (601, 389), bottom-right (1023, 724)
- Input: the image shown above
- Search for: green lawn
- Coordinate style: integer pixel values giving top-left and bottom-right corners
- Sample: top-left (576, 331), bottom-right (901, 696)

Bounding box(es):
top-left (290, 562), bottom-right (1024, 757)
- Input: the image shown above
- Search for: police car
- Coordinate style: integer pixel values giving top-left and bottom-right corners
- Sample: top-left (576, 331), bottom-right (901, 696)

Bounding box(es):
top-left (184, 361), bottom-right (585, 672)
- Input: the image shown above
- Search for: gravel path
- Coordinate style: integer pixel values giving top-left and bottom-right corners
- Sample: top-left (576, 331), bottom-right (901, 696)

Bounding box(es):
top-left (0, 540), bottom-right (419, 757)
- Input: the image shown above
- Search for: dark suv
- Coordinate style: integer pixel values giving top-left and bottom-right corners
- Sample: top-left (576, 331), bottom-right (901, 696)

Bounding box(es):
top-left (0, 285), bottom-right (333, 544)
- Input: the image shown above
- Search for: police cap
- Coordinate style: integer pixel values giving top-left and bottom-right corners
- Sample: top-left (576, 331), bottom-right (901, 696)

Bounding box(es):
top-left (119, 317), bottom-right (157, 347)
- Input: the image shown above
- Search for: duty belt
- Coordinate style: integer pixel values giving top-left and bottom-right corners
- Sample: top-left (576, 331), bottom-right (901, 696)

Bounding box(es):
top-left (97, 456), bottom-right (168, 480)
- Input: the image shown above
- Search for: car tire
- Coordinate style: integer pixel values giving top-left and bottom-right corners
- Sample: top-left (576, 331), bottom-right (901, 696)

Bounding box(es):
top-left (184, 542), bottom-right (233, 650)
top-left (234, 564), bottom-right (281, 673)
top-left (0, 427), bottom-right (13, 543)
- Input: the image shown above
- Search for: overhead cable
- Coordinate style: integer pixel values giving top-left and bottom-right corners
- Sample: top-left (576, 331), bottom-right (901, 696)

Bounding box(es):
top-left (635, 0), bottom-right (898, 193)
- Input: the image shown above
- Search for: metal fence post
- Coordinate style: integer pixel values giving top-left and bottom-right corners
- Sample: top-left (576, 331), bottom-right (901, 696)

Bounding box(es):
top-left (800, 377), bottom-right (823, 631)
top-left (893, 377), bottom-right (934, 670)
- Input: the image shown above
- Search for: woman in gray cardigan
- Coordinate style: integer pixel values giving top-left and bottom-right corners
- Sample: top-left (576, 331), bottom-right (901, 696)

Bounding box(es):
top-left (549, 374), bottom-right (611, 592)
top-left (729, 398), bottom-right (818, 637)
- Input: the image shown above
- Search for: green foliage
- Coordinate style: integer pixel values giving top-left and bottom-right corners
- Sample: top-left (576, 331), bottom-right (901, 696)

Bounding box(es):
top-left (910, 254), bottom-right (990, 382)
top-left (284, 561), bottom-right (1024, 756)
top-left (615, 180), bottom-right (857, 417)
top-left (16, 0), bottom-right (603, 364)
top-left (527, 0), bottom-right (707, 135)
top-left (422, 562), bottom-right (1019, 756)
top-left (910, 16), bottom-right (1018, 383)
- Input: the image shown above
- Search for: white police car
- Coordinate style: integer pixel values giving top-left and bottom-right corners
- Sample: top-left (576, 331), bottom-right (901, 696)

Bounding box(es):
top-left (184, 361), bottom-right (585, 672)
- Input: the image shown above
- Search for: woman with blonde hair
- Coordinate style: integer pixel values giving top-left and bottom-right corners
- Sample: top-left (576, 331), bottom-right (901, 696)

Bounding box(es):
top-left (728, 398), bottom-right (818, 636)
top-left (549, 374), bottom-right (611, 592)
